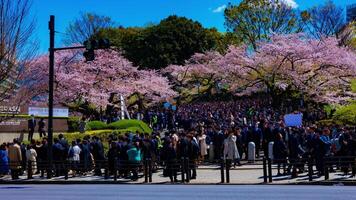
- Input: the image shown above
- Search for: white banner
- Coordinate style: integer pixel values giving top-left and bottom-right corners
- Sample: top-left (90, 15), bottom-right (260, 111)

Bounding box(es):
top-left (28, 107), bottom-right (69, 117)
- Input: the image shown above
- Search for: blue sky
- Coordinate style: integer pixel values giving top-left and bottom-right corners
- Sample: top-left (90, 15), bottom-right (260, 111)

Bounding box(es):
top-left (32, 0), bottom-right (356, 52)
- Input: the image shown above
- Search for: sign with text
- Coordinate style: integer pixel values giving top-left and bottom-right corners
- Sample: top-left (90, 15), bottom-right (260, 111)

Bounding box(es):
top-left (0, 105), bottom-right (21, 114)
top-left (28, 107), bottom-right (69, 118)
top-left (284, 113), bottom-right (303, 127)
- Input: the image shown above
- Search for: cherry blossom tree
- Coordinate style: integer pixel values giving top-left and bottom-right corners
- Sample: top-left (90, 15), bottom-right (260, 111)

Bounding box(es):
top-left (24, 49), bottom-right (177, 109)
top-left (166, 33), bottom-right (356, 104)
top-left (244, 34), bottom-right (356, 104)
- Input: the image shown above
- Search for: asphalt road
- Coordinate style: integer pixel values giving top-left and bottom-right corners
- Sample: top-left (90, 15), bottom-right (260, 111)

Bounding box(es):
top-left (0, 185), bottom-right (355, 200)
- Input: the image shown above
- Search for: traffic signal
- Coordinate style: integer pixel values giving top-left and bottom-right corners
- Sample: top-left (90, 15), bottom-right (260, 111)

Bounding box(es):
top-left (83, 38), bottom-right (110, 61)
top-left (83, 48), bottom-right (94, 61)
top-left (98, 38), bottom-right (110, 49)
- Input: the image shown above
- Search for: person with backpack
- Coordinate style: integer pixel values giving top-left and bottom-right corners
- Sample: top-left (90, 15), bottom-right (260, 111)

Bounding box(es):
top-left (68, 141), bottom-right (81, 177)
top-left (127, 141), bottom-right (142, 181)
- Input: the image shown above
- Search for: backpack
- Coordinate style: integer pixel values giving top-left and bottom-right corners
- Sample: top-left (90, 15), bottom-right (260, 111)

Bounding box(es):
top-left (68, 147), bottom-right (74, 158)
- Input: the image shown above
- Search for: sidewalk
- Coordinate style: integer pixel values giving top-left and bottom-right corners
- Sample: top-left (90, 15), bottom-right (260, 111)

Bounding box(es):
top-left (1, 164), bottom-right (355, 185)
top-left (0, 132), bottom-right (61, 144)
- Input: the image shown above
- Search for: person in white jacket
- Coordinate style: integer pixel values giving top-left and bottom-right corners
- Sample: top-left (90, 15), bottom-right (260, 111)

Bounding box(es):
top-left (68, 141), bottom-right (81, 177)
top-left (26, 145), bottom-right (37, 175)
top-left (223, 130), bottom-right (240, 168)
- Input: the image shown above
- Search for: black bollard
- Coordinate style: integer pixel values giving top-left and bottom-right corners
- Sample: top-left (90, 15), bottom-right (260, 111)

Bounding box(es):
top-left (185, 157), bottom-right (190, 183)
top-left (308, 156), bottom-right (313, 182)
top-left (148, 158), bottom-right (152, 183)
top-left (267, 158), bottom-right (272, 183)
top-left (220, 158), bottom-right (225, 183)
top-left (47, 161), bottom-right (52, 179)
top-left (263, 157), bottom-right (268, 183)
top-left (180, 158), bottom-right (185, 183)
top-left (144, 159), bottom-right (148, 183)
top-left (114, 158), bottom-right (118, 181)
top-left (104, 166), bottom-right (109, 180)
top-left (27, 160), bottom-right (32, 179)
top-left (226, 159), bottom-right (230, 183)
top-left (324, 159), bottom-right (329, 180)
top-left (64, 160), bottom-right (68, 180)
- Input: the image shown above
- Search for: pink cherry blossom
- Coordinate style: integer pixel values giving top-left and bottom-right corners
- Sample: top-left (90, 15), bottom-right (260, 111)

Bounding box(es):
top-left (166, 33), bottom-right (356, 104)
top-left (23, 49), bottom-right (177, 108)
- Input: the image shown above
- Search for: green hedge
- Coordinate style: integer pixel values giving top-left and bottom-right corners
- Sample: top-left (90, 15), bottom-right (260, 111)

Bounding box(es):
top-left (67, 116), bottom-right (81, 132)
top-left (82, 119), bottom-right (152, 133)
top-left (332, 103), bottom-right (356, 125)
top-left (107, 119), bottom-right (152, 134)
top-left (64, 128), bottom-right (150, 153)
top-left (85, 120), bottom-right (108, 130)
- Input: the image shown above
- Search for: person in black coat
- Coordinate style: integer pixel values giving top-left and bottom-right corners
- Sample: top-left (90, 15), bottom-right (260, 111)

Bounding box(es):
top-left (273, 133), bottom-right (288, 176)
top-left (161, 138), bottom-right (178, 182)
top-left (213, 128), bottom-right (225, 161)
top-left (28, 115), bottom-right (36, 141)
top-left (53, 138), bottom-right (64, 177)
top-left (253, 123), bottom-right (263, 158)
top-left (91, 136), bottom-right (105, 176)
top-left (118, 137), bottom-right (130, 178)
top-left (36, 139), bottom-right (48, 177)
top-left (38, 118), bottom-right (46, 138)
top-left (107, 141), bottom-right (119, 176)
top-left (288, 129), bottom-right (302, 178)
top-left (187, 133), bottom-right (199, 180)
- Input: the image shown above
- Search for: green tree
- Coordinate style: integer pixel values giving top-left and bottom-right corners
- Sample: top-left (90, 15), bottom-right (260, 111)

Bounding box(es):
top-left (95, 27), bottom-right (142, 51)
top-left (204, 28), bottom-right (241, 54)
top-left (96, 15), bottom-right (228, 69)
top-left (224, 0), bottom-right (303, 50)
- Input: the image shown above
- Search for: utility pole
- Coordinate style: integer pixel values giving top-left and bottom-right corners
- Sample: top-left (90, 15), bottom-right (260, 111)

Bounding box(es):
top-left (47, 15), bottom-right (55, 179)
top-left (47, 16), bottom-right (109, 179)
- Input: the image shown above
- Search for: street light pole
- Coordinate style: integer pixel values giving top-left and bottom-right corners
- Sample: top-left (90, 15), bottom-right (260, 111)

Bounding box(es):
top-left (46, 15), bottom-right (107, 178)
top-left (47, 15), bottom-right (55, 179)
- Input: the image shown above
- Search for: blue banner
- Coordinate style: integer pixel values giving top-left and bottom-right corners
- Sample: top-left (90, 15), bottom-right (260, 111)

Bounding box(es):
top-left (284, 113), bottom-right (303, 127)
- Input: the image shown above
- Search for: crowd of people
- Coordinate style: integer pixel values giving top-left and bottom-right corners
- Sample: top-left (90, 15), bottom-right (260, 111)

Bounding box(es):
top-left (1, 96), bottom-right (355, 182)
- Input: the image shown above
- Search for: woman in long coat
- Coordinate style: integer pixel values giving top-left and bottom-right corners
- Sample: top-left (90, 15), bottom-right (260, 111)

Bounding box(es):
top-left (223, 130), bottom-right (239, 168)
top-left (197, 130), bottom-right (208, 163)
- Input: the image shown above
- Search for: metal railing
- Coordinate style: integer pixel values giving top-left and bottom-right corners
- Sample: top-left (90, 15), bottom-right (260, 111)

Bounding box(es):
top-left (0, 155), bottom-right (355, 184)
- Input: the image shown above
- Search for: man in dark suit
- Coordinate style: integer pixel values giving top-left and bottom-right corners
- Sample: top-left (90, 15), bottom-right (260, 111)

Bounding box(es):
top-left (38, 118), bottom-right (46, 138)
top-left (91, 136), bottom-right (105, 176)
top-left (28, 115), bottom-right (36, 141)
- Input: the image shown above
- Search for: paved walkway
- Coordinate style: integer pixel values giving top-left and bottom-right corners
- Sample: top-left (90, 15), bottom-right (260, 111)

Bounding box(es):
top-left (0, 132), bottom-right (61, 144)
top-left (1, 163), bottom-right (355, 185)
